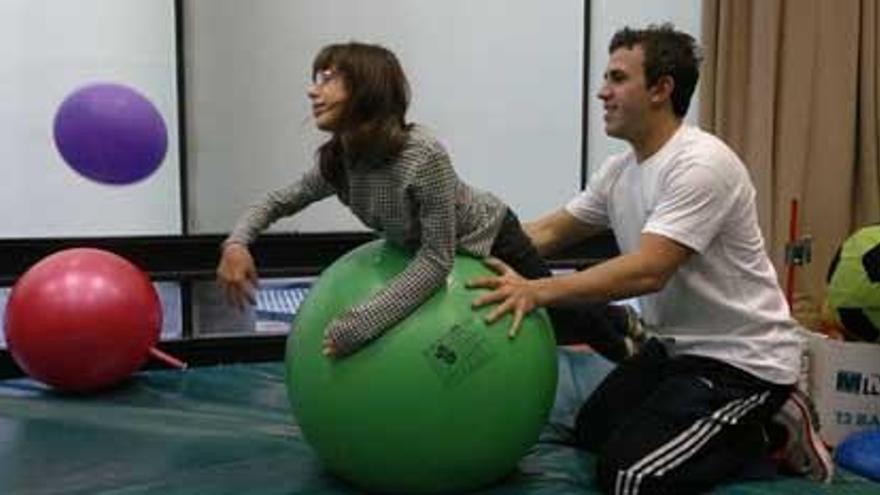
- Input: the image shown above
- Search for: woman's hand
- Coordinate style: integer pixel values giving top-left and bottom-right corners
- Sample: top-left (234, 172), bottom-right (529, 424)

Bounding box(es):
top-left (322, 336), bottom-right (338, 358)
top-left (468, 257), bottom-right (542, 338)
top-left (216, 242), bottom-right (259, 310)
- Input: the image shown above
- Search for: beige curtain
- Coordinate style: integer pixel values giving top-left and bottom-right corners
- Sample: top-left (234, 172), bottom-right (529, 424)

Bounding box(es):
top-left (856, 0), bottom-right (880, 226)
top-left (700, 0), bottom-right (880, 326)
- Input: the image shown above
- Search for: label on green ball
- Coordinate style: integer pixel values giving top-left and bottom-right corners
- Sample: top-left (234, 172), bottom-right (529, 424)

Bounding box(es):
top-left (423, 321), bottom-right (496, 387)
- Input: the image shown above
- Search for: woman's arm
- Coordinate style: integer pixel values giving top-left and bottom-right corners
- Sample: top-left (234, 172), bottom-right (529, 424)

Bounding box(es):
top-left (224, 166), bottom-right (335, 246)
top-left (324, 148), bottom-right (456, 357)
top-left (218, 165), bottom-right (335, 308)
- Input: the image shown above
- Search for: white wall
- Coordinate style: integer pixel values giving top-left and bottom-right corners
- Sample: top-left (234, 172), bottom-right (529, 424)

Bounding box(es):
top-left (587, 0), bottom-right (702, 176)
top-left (185, 0), bottom-right (585, 234)
top-left (0, 1), bottom-right (703, 239)
top-left (0, 0), bottom-right (181, 238)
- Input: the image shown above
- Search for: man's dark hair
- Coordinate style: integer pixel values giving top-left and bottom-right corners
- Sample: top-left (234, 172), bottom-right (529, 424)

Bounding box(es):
top-left (610, 24), bottom-right (702, 117)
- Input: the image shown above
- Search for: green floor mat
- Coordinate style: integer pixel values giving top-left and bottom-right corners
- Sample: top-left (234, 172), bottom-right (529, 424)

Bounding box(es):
top-left (0, 352), bottom-right (875, 494)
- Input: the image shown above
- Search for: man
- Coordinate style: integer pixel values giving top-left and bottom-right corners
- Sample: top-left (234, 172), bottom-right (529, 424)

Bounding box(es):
top-left (470, 24), bottom-right (833, 494)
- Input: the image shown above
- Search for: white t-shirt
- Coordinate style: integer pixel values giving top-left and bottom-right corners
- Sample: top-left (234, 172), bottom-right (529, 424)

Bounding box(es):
top-left (566, 125), bottom-right (802, 385)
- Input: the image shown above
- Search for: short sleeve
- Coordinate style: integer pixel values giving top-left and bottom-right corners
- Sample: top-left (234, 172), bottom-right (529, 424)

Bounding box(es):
top-left (565, 155), bottom-right (624, 228)
top-left (643, 162), bottom-right (738, 253)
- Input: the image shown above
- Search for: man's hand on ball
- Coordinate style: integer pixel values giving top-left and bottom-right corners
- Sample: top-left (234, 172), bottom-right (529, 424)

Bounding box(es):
top-left (468, 257), bottom-right (543, 338)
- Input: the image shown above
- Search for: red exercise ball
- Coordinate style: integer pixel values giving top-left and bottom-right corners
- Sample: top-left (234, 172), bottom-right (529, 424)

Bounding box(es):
top-left (3, 248), bottom-right (162, 392)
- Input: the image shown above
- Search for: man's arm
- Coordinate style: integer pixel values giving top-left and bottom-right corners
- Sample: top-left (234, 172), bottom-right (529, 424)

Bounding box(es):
top-left (534, 232), bottom-right (693, 306)
top-left (524, 208), bottom-right (607, 257)
top-left (470, 232), bottom-right (693, 336)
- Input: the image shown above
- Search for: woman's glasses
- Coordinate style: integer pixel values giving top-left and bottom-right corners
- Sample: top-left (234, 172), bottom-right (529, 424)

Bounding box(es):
top-left (313, 69), bottom-right (340, 87)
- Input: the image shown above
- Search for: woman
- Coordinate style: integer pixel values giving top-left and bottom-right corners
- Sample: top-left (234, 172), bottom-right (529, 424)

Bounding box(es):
top-left (217, 41), bottom-right (636, 359)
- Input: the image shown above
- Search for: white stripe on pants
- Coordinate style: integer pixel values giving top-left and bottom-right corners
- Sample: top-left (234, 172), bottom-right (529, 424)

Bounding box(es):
top-left (614, 391), bottom-right (770, 495)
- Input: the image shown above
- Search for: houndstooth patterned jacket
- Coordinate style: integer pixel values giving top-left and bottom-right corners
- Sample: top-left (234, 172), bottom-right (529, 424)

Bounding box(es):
top-left (225, 125), bottom-right (507, 356)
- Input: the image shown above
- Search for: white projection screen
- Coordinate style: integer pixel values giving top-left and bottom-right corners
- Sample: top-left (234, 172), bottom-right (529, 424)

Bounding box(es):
top-left (184, 0), bottom-right (585, 234)
top-left (0, 0), bottom-right (181, 239)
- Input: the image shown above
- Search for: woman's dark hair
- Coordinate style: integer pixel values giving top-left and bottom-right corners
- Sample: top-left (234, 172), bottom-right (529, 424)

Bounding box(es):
top-left (313, 42), bottom-right (411, 189)
top-left (610, 24), bottom-right (701, 117)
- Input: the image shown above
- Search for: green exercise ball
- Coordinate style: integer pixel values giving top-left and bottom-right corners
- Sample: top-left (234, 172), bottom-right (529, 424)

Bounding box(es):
top-left (286, 240), bottom-right (558, 493)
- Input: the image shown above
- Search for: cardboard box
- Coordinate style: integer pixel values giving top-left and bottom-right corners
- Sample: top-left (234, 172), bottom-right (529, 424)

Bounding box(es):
top-left (807, 332), bottom-right (880, 446)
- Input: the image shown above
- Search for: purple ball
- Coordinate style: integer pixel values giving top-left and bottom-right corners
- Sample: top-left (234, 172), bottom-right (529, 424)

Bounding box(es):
top-left (53, 83), bottom-right (168, 185)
